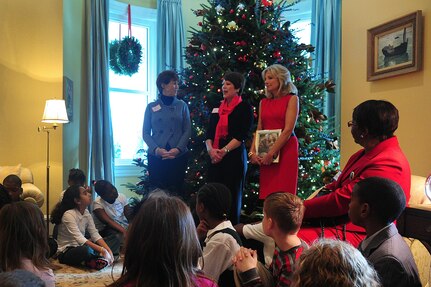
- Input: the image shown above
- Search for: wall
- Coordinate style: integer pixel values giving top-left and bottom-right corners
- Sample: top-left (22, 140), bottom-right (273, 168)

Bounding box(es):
top-left (0, 0), bottom-right (63, 215)
top-left (342, 1), bottom-right (431, 176)
top-left (63, 0), bottom-right (87, 185)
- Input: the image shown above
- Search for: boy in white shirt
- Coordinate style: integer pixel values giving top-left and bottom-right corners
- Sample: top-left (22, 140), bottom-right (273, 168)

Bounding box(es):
top-left (92, 180), bottom-right (131, 256)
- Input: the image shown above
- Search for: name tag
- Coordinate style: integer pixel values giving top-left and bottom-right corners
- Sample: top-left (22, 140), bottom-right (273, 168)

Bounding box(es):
top-left (152, 104), bottom-right (161, 112)
top-left (212, 108), bottom-right (219, 113)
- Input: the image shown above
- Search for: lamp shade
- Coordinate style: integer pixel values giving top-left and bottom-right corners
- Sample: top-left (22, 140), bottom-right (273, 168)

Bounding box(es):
top-left (41, 99), bottom-right (69, 123)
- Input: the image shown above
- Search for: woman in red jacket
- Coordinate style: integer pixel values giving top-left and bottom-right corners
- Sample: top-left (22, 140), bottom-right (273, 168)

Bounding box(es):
top-left (299, 99), bottom-right (411, 247)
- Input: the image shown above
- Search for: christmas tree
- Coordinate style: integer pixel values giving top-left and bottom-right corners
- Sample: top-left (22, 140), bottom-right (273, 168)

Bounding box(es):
top-left (180, 0), bottom-right (340, 216)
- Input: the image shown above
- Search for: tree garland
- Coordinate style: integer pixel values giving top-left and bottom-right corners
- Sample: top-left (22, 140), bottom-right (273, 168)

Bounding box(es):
top-left (109, 36), bottom-right (142, 76)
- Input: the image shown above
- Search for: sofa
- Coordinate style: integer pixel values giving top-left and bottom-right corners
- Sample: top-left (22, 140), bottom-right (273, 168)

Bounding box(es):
top-left (403, 175), bottom-right (431, 287)
top-left (0, 164), bottom-right (44, 207)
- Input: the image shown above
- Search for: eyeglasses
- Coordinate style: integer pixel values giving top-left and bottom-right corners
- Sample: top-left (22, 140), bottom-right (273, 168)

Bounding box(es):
top-left (347, 121), bottom-right (357, 128)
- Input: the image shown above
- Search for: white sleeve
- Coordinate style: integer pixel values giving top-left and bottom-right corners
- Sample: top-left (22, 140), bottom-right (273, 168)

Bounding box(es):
top-left (93, 197), bottom-right (103, 210)
top-left (201, 235), bottom-right (238, 282)
top-left (118, 193), bottom-right (128, 207)
top-left (243, 222), bottom-right (275, 268)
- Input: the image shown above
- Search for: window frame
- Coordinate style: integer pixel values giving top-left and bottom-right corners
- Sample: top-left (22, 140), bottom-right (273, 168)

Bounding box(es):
top-left (109, 1), bottom-right (157, 176)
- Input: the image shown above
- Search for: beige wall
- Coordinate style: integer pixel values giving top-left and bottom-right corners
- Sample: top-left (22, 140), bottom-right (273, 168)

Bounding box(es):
top-left (342, 2), bottom-right (431, 176)
top-left (0, 0), bottom-right (64, 215)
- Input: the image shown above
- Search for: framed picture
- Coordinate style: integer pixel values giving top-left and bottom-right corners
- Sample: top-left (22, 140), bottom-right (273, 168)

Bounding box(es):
top-left (367, 11), bottom-right (423, 81)
top-left (256, 129), bottom-right (282, 163)
top-left (63, 76), bottom-right (73, 122)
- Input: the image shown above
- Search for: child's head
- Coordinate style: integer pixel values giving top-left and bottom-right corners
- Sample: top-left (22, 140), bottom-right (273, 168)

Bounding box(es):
top-left (263, 192), bottom-right (304, 235)
top-left (119, 191), bottom-right (202, 286)
top-left (94, 180), bottom-right (118, 204)
top-left (349, 177), bottom-right (406, 227)
top-left (0, 269), bottom-right (46, 287)
top-left (2, 174), bottom-right (23, 202)
top-left (291, 239), bottom-right (380, 287)
top-left (68, 168), bottom-right (86, 186)
top-left (196, 182), bottom-right (231, 221)
top-left (51, 185), bottom-right (91, 224)
top-left (0, 201), bottom-right (50, 271)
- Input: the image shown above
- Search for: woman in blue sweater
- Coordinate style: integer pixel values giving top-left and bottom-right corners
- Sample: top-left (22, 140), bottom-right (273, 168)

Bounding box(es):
top-left (143, 70), bottom-right (191, 198)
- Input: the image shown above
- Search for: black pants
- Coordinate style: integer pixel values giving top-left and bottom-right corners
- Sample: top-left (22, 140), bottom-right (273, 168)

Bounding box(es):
top-left (148, 152), bottom-right (188, 198)
top-left (208, 146), bottom-right (247, 225)
top-left (58, 245), bottom-right (98, 267)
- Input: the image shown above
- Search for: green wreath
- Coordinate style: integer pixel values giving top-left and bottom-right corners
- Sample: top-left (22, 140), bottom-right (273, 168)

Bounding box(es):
top-left (109, 36), bottom-right (142, 76)
top-left (109, 40), bottom-right (122, 74)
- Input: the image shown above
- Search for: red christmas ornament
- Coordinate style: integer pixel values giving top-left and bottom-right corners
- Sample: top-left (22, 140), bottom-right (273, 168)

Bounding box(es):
top-left (198, 22), bottom-right (203, 26)
top-left (273, 50), bottom-right (281, 58)
top-left (189, 75), bottom-right (194, 79)
top-left (240, 40), bottom-right (247, 46)
top-left (194, 53), bottom-right (199, 57)
top-left (235, 41), bottom-right (241, 46)
top-left (242, 14), bottom-right (246, 19)
top-left (200, 44), bottom-right (207, 51)
top-left (238, 55), bottom-right (247, 62)
top-left (261, 19), bottom-right (267, 24)
top-left (229, 9), bottom-right (234, 14)
top-left (262, 0), bottom-right (273, 6)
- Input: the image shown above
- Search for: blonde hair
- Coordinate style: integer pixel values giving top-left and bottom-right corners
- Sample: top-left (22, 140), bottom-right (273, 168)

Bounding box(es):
top-left (262, 64), bottom-right (298, 98)
top-left (291, 239), bottom-right (381, 287)
top-left (264, 192), bottom-right (304, 233)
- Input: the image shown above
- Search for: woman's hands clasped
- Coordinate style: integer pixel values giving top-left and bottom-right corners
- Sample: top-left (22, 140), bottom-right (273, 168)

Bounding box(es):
top-left (156, 147), bottom-right (180, 160)
top-left (249, 151), bottom-right (279, 166)
top-left (208, 148), bottom-right (226, 164)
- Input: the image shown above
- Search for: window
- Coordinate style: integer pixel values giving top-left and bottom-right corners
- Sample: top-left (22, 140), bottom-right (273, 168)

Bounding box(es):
top-left (109, 1), bottom-right (156, 175)
top-left (283, 0), bottom-right (312, 45)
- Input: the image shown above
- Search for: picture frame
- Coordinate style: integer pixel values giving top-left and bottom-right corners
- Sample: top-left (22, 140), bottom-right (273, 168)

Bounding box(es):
top-left (256, 129), bottom-right (282, 163)
top-left (367, 10), bottom-right (423, 81)
top-left (63, 76), bottom-right (73, 122)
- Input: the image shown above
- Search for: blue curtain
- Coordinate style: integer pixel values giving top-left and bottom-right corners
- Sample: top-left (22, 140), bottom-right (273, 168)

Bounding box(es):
top-left (311, 0), bottom-right (341, 130)
top-left (157, 0), bottom-right (186, 73)
top-left (85, 0), bottom-right (115, 183)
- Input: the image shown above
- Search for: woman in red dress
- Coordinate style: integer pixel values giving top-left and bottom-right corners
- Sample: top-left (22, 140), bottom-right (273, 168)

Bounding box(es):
top-left (249, 64), bottom-right (299, 199)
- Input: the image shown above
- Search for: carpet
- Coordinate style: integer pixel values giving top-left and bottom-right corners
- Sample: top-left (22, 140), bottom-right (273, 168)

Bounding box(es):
top-left (53, 258), bottom-right (123, 287)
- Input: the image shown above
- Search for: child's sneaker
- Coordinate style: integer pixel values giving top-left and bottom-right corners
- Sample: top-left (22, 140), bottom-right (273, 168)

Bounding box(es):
top-left (85, 257), bottom-right (109, 270)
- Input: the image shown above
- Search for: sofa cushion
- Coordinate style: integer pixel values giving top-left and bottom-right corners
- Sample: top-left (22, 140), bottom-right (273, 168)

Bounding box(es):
top-left (0, 164), bottom-right (22, 183)
top-left (20, 167), bottom-right (34, 184)
top-left (403, 237), bottom-right (430, 286)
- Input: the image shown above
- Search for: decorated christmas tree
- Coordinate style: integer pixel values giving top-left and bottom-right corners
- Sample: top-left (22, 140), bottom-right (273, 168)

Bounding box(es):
top-left (180, 0), bottom-right (340, 216)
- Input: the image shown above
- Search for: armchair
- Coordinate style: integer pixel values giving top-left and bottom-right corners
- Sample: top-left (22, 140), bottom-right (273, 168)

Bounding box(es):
top-left (0, 164), bottom-right (44, 207)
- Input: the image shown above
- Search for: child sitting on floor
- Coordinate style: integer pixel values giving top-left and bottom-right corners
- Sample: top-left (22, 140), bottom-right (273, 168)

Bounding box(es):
top-left (92, 179), bottom-right (131, 256)
top-left (196, 182), bottom-right (242, 287)
top-left (0, 201), bottom-right (55, 287)
top-left (51, 185), bottom-right (113, 270)
top-left (109, 191), bottom-right (217, 287)
top-left (59, 168), bottom-right (89, 200)
top-left (233, 192), bottom-right (308, 287)
top-left (2, 174), bottom-right (23, 202)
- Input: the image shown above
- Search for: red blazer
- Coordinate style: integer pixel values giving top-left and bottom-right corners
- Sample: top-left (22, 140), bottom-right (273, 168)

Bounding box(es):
top-left (304, 136), bottom-right (411, 233)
